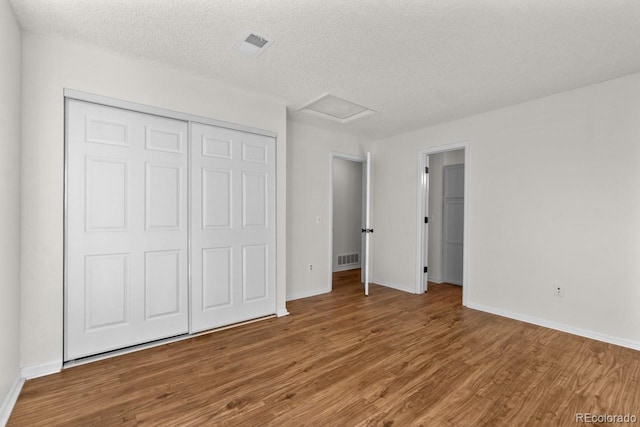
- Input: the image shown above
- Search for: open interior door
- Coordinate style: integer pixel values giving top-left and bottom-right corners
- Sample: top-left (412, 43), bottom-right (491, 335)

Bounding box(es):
top-left (423, 156), bottom-right (430, 292)
top-left (363, 152), bottom-right (372, 296)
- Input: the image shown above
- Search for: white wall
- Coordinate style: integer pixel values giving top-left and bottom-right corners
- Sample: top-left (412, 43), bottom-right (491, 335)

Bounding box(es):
top-left (371, 72), bottom-right (640, 347)
top-left (0, 0), bottom-right (22, 417)
top-left (287, 120), bottom-right (363, 300)
top-left (427, 149), bottom-right (464, 283)
top-left (332, 158), bottom-right (363, 271)
top-left (20, 32), bottom-right (288, 373)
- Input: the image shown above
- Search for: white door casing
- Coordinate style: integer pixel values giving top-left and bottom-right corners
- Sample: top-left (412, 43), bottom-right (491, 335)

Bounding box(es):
top-left (65, 100), bottom-right (189, 360)
top-left (423, 156), bottom-right (430, 291)
top-left (190, 123), bottom-right (277, 332)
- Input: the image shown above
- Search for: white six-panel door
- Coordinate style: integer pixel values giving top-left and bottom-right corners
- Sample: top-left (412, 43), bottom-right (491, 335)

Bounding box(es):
top-left (66, 100), bottom-right (190, 360)
top-left (190, 123), bottom-right (277, 332)
top-left (443, 164), bottom-right (464, 286)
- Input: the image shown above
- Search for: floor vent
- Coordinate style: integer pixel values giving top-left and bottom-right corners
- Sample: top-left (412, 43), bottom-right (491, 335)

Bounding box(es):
top-left (337, 253), bottom-right (360, 266)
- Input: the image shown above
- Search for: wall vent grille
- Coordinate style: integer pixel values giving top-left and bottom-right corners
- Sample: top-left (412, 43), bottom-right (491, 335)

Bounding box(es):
top-left (337, 253), bottom-right (360, 266)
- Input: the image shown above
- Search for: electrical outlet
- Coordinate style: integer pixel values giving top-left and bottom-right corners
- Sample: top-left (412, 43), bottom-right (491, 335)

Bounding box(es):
top-left (309, 264), bottom-right (313, 271)
top-left (554, 284), bottom-right (564, 297)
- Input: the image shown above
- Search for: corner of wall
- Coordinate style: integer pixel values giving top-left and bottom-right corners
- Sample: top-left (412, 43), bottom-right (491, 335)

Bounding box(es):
top-left (0, 377), bottom-right (25, 427)
top-left (0, 0), bottom-right (23, 423)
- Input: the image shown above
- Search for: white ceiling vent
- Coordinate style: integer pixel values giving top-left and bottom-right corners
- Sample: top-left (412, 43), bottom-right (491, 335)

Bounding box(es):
top-left (298, 94), bottom-right (377, 124)
top-left (234, 31), bottom-right (273, 57)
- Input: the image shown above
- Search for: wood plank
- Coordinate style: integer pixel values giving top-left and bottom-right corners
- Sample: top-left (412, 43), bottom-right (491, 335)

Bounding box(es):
top-left (9, 270), bottom-right (640, 426)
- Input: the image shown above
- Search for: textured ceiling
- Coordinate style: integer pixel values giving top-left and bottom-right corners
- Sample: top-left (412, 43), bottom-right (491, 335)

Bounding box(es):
top-left (9, 0), bottom-right (640, 140)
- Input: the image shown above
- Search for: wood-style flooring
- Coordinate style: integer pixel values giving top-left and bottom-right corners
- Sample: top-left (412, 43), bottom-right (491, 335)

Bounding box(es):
top-left (9, 269), bottom-right (640, 426)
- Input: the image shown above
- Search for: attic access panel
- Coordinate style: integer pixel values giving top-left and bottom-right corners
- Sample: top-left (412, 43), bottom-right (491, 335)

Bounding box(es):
top-left (298, 94), bottom-right (376, 123)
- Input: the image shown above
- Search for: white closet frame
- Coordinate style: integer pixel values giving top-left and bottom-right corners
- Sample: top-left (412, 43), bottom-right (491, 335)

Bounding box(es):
top-left (64, 90), bottom-right (277, 138)
top-left (63, 89), bottom-right (278, 363)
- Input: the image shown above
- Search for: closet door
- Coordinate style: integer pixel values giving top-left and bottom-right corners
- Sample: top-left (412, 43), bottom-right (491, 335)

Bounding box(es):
top-left (443, 164), bottom-right (464, 285)
top-left (190, 123), bottom-right (277, 332)
top-left (65, 100), bottom-right (189, 360)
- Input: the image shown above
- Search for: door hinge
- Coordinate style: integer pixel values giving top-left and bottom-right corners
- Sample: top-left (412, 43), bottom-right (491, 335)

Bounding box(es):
top-left (424, 266), bottom-right (428, 273)
top-left (361, 228), bottom-right (374, 234)
top-left (424, 216), bottom-right (428, 224)
top-left (425, 167), bottom-right (429, 174)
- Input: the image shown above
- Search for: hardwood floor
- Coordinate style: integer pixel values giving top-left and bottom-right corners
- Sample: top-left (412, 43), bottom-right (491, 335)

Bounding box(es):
top-left (9, 269), bottom-right (640, 426)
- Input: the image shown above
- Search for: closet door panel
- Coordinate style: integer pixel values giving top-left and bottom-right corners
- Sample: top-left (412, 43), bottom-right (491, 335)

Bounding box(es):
top-left (191, 123), bottom-right (276, 332)
top-left (66, 98), bottom-right (277, 359)
top-left (65, 100), bottom-right (189, 360)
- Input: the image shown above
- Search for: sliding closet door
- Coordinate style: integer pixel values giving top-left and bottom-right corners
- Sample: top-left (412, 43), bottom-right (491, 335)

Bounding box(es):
top-left (190, 123), bottom-right (277, 332)
top-left (65, 100), bottom-right (189, 360)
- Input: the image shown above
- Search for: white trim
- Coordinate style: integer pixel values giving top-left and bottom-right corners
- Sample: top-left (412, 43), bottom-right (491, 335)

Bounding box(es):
top-left (286, 287), bottom-right (331, 302)
top-left (328, 152), bottom-right (366, 294)
top-left (428, 275), bottom-right (444, 284)
top-left (416, 153), bottom-right (425, 294)
top-left (416, 142), bottom-right (470, 306)
top-left (371, 278), bottom-right (415, 294)
top-left (276, 309), bottom-right (290, 317)
top-left (0, 376), bottom-right (24, 426)
top-left (20, 361), bottom-right (62, 380)
top-left (63, 89), bottom-right (278, 138)
top-left (468, 302), bottom-right (640, 352)
top-left (332, 263), bottom-right (361, 272)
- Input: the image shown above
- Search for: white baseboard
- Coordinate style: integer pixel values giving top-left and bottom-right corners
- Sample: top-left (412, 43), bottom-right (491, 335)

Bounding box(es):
top-left (20, 360), bottom-right (61, 380)
top-left (467, 302), bottom-right (640, 352)
top-left (286, 287), bottom-right (331, 302)
top-left (332, 264), bottom-right (361, 272)
top-left (371, 278), bottom-right (415, 294)
top-left (427, 275), bottom-right (443, 283)
top-left (276, 308), bottom-right (290, 317)
top-left (0, 376), bottom-right (24, 427)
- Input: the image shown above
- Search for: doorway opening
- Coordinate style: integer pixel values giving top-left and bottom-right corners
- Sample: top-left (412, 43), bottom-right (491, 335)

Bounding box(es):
top-left (329, 153), bottom-right (367, 294)
top-left (416, 143), bottom-right (469, 306)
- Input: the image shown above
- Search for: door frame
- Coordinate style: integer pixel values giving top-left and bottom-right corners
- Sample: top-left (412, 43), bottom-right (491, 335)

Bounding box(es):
top-left (329, 152), bottom-right (366, 291)
top-left (415, 142), bottom-right (470, 307)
